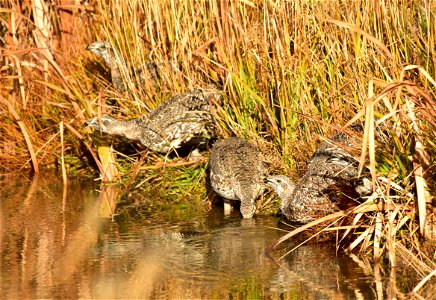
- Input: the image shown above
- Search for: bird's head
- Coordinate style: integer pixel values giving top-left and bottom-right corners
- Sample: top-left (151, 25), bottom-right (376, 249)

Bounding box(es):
top-left (85, 115), bottom-right (118, 134)
top-left (240, 200), bottom-right (257, 219)
top-left (265, 175), bottom-right (295, 201)
top-left (86, 41), bottom-right (115, 66)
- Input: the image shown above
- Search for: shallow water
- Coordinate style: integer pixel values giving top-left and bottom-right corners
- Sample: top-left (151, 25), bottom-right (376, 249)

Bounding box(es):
top-left (0, 175), bottom-right (420, 299)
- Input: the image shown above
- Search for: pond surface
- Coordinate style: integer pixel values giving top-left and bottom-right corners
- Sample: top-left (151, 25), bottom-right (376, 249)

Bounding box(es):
top-left (0, 175), bottom-right (419, 299)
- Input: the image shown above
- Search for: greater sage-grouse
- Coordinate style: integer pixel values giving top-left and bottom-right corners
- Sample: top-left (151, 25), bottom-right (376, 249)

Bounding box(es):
top-left (85, 88), bottom-right (220, 153)
top-left (86, 41), bottom-right (176, 92)
top-left (266, 132), bottom-right (371, 223)
top-left (209, 137), bottom-right (267, 218)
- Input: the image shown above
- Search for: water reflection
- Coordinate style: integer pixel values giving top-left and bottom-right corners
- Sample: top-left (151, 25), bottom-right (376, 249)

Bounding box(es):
top-left (1, 175), bottom-right (417, 299)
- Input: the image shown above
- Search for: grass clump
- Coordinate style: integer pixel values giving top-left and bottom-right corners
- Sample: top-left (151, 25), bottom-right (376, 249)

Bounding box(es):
top-left (1, 0), bottom-right (435, 296)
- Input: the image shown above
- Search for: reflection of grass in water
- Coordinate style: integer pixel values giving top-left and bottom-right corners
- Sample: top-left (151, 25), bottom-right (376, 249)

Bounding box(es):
top-left (116, 164), bottom-right (211, 223)
top-left (135, 164), bottom-right (208, 202)
top-left (227, 275), bottom-right (266, 299)
top-left (117, 192), bottom-right (207, 224)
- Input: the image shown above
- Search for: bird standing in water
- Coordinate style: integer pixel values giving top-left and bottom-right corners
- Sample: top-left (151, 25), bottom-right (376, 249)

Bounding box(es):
top-left (209, 137), bottom-right (267, 218)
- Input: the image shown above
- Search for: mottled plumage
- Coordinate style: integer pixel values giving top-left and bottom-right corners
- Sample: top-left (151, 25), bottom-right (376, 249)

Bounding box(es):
top-left (86, 41), bottom-right (175, 92)
top-left (209, 137), bottom-right (267, 218)
top-left (85, 88), bottom-right (220, 153)
top-left (267, 133), bottom-right (371, 223)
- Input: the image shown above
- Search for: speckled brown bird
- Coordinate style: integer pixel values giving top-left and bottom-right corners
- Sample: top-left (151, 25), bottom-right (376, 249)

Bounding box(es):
top-left (266, 133), bottom-right (371, 223)
top-left (86, 41), bottom-right (176, 92)
top-left (209, 137), bottom-right (267, 218)
top-left (85, 88), bottom-right (220, 153)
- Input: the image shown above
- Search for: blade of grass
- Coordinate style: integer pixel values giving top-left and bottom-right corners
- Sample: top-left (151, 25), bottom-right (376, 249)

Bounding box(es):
top-left (326, 19), bottom-right (393, 60)
top-left (339, 212), bottom-right (364, 243)
top-left (348, 225), bottom-right (374, 252)
top-left (412, 268), bottom-right (436, 293)
top-left (2, 95), bottom-right (39, 174)
top-left (374, 211), bottom-right (383, 263)
top-left (60, 121), bottom-right (67, 185)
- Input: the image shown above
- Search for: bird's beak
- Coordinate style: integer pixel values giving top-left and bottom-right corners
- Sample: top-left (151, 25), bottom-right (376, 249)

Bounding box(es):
top-left (86, 44), bottom-right (96, 51)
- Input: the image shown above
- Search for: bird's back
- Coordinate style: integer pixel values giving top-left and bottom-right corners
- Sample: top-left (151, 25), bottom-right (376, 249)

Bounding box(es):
top-left (137, 89), bottom-right (219, 153)
top-left (209, 137), bottom-right (266, 201)
top-left (283, 133), bottom-right (366, 223)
